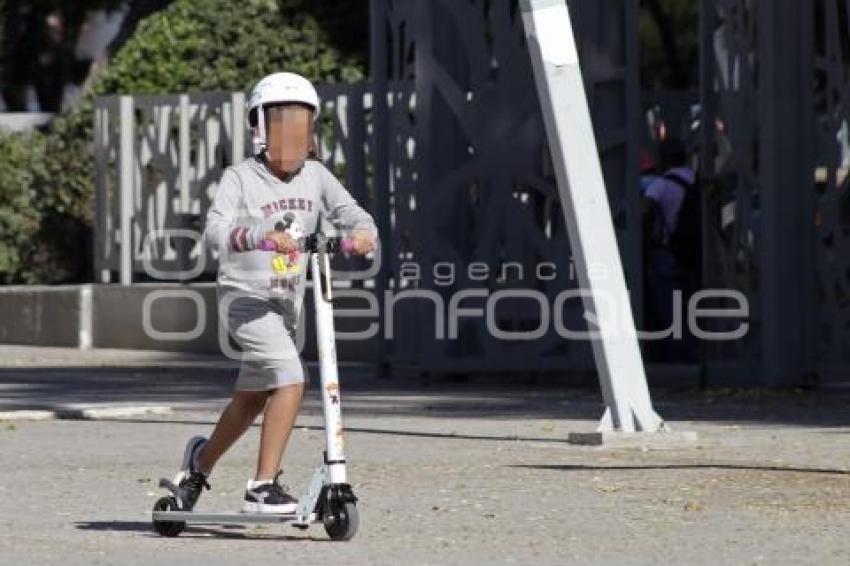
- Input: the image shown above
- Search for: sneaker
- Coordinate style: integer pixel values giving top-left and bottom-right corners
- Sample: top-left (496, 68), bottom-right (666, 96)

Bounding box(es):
top-left (176, 470), bottom-right (210, 511)
top-left (174, 436), bottom-right (210, 510)
top-left (242, 471), bottom-right (298, 514)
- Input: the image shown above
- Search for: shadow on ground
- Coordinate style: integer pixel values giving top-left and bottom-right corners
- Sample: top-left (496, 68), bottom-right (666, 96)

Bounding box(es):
top-left (2, 365), bottom-right (850, 427)
top-left (74, 521), bottom-right (327, 541)
top-left (511, 463), bottom-right (850, 476)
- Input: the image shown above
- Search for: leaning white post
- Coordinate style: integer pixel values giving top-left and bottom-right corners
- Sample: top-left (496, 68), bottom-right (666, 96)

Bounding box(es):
top-left (521, 0), bottom-right (667, 435)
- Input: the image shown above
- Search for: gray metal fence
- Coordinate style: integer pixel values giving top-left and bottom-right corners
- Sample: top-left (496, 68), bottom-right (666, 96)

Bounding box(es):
top-left (93, 85), bottom-right (373, 285)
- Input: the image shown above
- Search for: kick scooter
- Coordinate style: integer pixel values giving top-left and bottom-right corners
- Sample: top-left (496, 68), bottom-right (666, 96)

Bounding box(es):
top-left (151, 233), bottom-right (359, 541)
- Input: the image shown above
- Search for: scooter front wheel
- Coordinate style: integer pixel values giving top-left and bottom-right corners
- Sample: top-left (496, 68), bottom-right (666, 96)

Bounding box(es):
top-left (152, 496), bottom-right (186, 537)
top-left (323, 501), bottom-right (359, 541)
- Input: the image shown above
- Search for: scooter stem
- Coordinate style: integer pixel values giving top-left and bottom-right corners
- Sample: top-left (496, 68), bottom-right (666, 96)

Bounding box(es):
top-left (309, 236), bottom-right (347, 485)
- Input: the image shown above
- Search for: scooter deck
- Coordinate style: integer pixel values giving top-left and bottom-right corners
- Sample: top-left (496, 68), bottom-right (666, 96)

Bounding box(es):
top-left (152, 511), bottom-right (317, 524)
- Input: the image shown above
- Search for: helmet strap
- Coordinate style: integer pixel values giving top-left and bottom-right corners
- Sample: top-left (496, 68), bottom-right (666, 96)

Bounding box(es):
top-left (256, 105), bottom-right (267, 155)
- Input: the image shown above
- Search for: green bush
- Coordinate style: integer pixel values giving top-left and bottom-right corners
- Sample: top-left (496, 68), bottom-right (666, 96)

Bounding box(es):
top-left (0, 132), bottom-right (45, 283)
top-left (0, 113), bottom-right (96, 283)
top-left (94, 0), bottom-right (366, 95)
top-left (0, 0), bottom-right (367, 284)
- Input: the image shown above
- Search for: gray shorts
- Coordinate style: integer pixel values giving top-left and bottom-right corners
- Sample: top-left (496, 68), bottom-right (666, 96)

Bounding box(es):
top-left (221, 296), bottom-right (307, 391)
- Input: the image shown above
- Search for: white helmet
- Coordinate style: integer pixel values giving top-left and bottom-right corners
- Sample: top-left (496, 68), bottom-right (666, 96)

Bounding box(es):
top-left (247, 72), bottom-right (319, 155)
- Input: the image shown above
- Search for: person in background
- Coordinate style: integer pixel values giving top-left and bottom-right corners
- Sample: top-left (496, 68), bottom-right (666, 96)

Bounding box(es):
top-left (642, 137), bottom-right (700, 362)
top-left (639, 147), bottom-right (660, 195)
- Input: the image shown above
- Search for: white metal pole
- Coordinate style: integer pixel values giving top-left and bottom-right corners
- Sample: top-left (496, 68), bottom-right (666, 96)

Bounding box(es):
top-left (521, 0), bottom-right (664, 433)
top-left (231, 92), bottom-right (246, 165)
top-left (93, 101), bottom-right (110, 283)
top-left (119, 95), bottom-right (135, 286)
top-left (178, 94), bottom-right (191, 213)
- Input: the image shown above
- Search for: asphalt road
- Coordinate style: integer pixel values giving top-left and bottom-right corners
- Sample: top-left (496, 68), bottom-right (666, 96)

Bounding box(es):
top-left (1, 346), bottom-right (849, 564)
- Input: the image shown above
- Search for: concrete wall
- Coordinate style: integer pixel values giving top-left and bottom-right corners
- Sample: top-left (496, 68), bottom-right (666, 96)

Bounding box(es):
top-left (0, 284), bottom-right (378, 363)
top-left (92, 283), bottom-right (219, 353)
top-left (0, 286), bottom-right (90, 348)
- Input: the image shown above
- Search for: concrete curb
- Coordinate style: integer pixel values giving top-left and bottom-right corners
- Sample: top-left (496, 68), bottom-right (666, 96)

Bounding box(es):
top-left (0, 410), bottom-right (56, 422)
top-left (0, 405), bottom-right (173, 422)
top-left (57, 405), bottom-right (174, 420)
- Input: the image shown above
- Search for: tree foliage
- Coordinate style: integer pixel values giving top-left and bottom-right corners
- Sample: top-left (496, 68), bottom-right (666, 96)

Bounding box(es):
top-left (1, 0), bottom-right (127, 111)
top-left (0, 131), bottom-right (44, 281)
top-left (0, 0), bottom-right (368, 283)
top-left (94, 0), bottom-right (366, 95)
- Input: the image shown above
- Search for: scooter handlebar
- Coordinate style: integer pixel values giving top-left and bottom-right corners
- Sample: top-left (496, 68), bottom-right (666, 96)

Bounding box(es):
top-left (259, 234), bottom-right (355, 254)
top-left (302, 234), bottom-right (355, 254)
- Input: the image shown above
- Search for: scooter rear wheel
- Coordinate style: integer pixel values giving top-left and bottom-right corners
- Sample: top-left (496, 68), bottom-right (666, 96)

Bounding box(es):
top-left (323, 501), bottom-right (359, 541)
top-left (152, 496), bottom-right (186, 537)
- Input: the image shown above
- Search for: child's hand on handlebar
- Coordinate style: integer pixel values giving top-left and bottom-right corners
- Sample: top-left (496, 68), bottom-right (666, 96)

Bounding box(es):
top-left (348, 228), bottom-right (377, 255)
top-left (263, 230), bottom-right (298, 254)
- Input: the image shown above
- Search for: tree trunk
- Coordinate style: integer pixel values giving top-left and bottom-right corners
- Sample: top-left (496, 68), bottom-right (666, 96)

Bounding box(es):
top-left (106, 0), bottom-right (173, 57)
top-left (643, 0), bottom-right (689, 88)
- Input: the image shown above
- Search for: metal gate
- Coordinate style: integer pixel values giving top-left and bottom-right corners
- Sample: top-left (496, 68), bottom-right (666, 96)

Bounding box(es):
top-left (370, 0), bottom-right (642, 374)
top-left (700, 0), bottom-right (850, 386)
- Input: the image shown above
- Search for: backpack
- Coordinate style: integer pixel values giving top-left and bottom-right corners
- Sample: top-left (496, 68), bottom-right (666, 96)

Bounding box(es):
top-left (662, 172), bottom-right (702, 270)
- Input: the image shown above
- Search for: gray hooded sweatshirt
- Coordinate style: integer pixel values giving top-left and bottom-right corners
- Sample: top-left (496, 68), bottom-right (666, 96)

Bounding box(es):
top-left (205, 157), bottom-right (376, 320)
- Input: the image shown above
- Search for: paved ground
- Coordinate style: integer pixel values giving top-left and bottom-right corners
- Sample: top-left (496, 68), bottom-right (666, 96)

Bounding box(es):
top-left (1, 347), bottom-right (849, 565)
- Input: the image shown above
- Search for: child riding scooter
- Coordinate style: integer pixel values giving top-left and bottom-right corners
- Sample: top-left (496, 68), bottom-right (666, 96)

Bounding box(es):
top-left (168, 72), bottom-right (376, 516)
